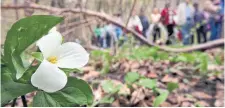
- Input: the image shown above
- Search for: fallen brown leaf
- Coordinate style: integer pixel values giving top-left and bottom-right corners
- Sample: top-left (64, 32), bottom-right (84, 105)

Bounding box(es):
top-left (130, 88), bottom-right (145, 105)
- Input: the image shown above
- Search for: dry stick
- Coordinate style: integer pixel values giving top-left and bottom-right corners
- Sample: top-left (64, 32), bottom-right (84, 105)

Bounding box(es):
top-left (2, 3), bottom-right (224, 53)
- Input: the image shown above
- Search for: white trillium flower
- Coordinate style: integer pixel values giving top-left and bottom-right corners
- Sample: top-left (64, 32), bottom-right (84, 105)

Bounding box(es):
top-left (31, 27), bottom-right (89, 93)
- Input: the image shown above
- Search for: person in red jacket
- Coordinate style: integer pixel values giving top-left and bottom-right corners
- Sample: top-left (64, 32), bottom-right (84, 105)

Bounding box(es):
top-left (161, 3), bottom-right (176, 45)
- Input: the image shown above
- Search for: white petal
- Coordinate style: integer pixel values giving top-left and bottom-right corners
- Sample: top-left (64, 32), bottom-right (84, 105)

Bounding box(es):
top-left (54, 42), bottom-right (89, 68)
top-left (49, 26), bottom-right (57, 33)
top-left (37, 31), bottom-right (62, 58)
top-left (31, 60), bottom-right (67, 93)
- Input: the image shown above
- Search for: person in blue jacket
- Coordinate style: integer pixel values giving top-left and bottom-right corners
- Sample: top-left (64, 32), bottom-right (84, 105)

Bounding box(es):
top-left (139, 7), bottom-right (150, 37)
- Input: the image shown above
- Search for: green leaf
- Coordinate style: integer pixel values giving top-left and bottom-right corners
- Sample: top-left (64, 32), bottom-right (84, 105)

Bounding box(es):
top-left (130, 46), bottom-right (157, 60)
top-left (1, 55), bottom-right (6, 66)
top-left (1, 80), bottom-right (36, 105)
top-left (101, 62), bottom-right (110, 74)
top-left (17, 65), bottom-right (39, 83)
top-left (3, 15), bottom-right (63, 79)
top-left (99, 95), bottom-right (114, 104)
top-left (1, 66), bottom-right (36, 105)
top-left (31, 52), bottom-right (43, 61)
top-left (66, 77), bottom-right (94, 105)
top-left (91, 95), bottom-right (114, 107)
top-left (12, 56), bottom-right (25, 79)
top-left (90, 50), bottom-right (104, 59)
top-left (167, 82), bottom-right (179, 92)
top-left (33, 91), bottom-right (61, 107)
top-left (101, 80), bottom-right (122, 94)
top-left (197, 53), bottom-right (208, 73)
top-left (60, 68), bottom-right (82, 75)
top-left (184, 53), bottom-right (195, 63)
top-left (153, 90), bottom-right (169, 107)
top-left (148, 47), bottom-right (158, 60)
top-left (137, 78), bottom-right (157, 89)
top-left (124, 72), bottom-right (140, 84)
top-left (21, 52), bottom-right (32, 68)
top-left (32, 77), bottom-right (93, 107)
top-left (1, 67), bottom-right (13, 82)
top-left (33, 88), bottom-right (87, 107)
top-left (176, 54), bottom-right (188, 62)
top-left (157, 52), bottom-right (169, 60)
top-left (214, 54), bottom-right (222, 65)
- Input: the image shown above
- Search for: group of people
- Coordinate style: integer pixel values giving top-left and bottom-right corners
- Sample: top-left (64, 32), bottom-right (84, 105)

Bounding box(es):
top-left (93, 14), bottom-right (124, 48)
top-left (93, 0), bottom-right (224, 48)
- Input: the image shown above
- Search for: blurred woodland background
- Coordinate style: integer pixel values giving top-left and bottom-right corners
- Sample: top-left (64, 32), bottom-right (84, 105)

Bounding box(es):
top-left (1, 0), bottom-right (207, 45)
top-left (1, 0), bottom-right (224, 107)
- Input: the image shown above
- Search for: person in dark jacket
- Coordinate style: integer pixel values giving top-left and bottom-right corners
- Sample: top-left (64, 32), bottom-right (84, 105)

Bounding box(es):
top-left (139, 8), bottom-right (150, 37)
top-left (194, 2), bottom-right (207, 43)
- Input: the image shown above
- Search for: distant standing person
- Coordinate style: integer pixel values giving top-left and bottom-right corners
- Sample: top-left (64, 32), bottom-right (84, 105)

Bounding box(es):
top-left (193, 2), bottom-right (207, 43)
top-left (150, 8), bottom-right (162, 43)
top-left (104, 22), bottom-right (117, 48)
top-left (213, 0), bottom-right (224, 40)
top-left (139, 7), bottom-right (150, 37)
top-left (113, 13), bottom-right (124, 40)
top-left (204, 0), bottom-right (222, 41)
top-left (127, 9), bottom-right (143, 35)
top-left (177, 0), bottom-right (195, 45)
top-left (94, 24), bottom-right (103, 47)
top-left (161, 3), bottom-right (176, 45)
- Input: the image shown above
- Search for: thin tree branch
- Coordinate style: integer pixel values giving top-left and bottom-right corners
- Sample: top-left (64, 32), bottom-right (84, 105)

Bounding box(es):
top-left (125, 0), bottom-right (137, 27)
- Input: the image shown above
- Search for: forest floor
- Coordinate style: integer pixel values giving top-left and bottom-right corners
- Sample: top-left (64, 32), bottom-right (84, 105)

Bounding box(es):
top-left (6, 46), bottom-right (224, 107)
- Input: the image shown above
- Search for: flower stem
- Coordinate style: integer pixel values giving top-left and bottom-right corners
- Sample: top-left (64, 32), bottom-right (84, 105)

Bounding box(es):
top-left (21, 95), bottom-right (27, 107)
top-left (11, 98), bottom-right (17, 107)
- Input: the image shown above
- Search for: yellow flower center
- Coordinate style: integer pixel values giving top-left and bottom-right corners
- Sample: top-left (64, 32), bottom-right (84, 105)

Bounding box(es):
top-left (48, 56), bottom-right (58, 64)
